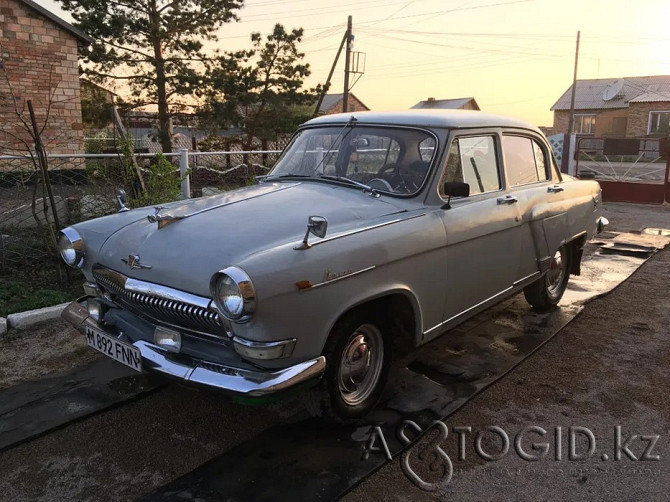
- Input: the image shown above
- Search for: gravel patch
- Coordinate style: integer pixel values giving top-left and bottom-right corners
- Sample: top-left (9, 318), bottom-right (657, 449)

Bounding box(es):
top-left (0, 319), bottom-right (100, 390)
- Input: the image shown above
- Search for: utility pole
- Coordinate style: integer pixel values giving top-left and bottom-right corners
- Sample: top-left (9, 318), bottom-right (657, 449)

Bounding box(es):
top-left (313, 31), bottom-right (347, 116)
top-left (342, 15), bottom-right (353, 113)
top-left (567, 30), bottom-right (581, 135)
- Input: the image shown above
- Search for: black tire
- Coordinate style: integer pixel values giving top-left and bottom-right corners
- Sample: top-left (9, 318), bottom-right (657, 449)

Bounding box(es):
top-left (524, 245), bottom-right (571, 311)
top-left (313, 308), bottom-right (392, 420)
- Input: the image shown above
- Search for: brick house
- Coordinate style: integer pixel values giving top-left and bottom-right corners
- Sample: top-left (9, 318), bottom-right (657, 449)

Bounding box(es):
top-left (317, 93), bottom-right (369, 115)
top-left (0, 0), bottom-right (93, 156)
top-left (550, 76), bottom-right (670, 138)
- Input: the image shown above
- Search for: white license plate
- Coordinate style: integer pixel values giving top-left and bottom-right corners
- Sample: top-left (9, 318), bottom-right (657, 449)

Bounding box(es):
top-left (86, 326), bottom-right (142, 372)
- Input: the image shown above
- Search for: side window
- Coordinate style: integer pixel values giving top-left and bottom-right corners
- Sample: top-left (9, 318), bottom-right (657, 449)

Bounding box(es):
top-left (438, 136), bottom-right (500, 197)
top-left (419, 137), bottom-right (436, 161)
top-left (503, 135), bottom-right (548, 186)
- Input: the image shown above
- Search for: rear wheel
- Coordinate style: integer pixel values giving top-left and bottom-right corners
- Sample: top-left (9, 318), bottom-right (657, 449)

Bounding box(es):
top-left (314, 309), bottom-right (391, 420)
top-left (524, 245), bottom-right (571, 310)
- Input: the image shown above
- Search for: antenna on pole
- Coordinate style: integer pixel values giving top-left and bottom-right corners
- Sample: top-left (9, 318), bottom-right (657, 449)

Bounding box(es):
top-left (567, 30), bottom-right (581, 135)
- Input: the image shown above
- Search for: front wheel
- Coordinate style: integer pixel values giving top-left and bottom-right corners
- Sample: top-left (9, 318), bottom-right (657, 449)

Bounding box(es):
top-left (524, 245), bottom-right (571, 310)
top-left (316, 309), bottom-right (391, 420)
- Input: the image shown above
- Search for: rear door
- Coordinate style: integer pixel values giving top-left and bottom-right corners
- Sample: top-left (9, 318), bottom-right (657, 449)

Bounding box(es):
top-left (502, 133), bottom-right (570, 281)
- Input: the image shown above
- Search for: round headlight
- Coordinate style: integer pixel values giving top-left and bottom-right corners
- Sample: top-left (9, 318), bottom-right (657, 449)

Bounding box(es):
top-left (58, 227), bottom-right (85, 268)
top-left (210, 266), bottom-right (256, 322)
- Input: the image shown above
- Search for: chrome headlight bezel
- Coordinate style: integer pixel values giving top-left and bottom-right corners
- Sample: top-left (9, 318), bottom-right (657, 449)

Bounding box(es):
top-left (58, 227), bottom-right (85, 268)
top-left (210, 266), bottom-right (256, 322)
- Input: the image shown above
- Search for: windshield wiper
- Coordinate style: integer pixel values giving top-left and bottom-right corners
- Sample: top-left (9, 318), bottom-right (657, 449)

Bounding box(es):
top-left (319, 175), bottom-right (380, 196)
top-left (261, 173), bottom-right (313, 181)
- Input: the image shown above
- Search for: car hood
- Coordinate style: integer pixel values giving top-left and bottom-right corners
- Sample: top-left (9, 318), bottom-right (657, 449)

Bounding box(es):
top-left (96, 181), bottom-right (406, 296)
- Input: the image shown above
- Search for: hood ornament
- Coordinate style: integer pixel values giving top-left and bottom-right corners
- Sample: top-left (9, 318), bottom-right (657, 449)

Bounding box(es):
top-left (122, 254), bottom-right (152, 270)
top-left (147, 206), bottom-right (183, 229)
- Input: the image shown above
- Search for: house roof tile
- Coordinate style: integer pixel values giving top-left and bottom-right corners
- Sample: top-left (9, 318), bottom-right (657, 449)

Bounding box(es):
top-left (318, 93), bottom-right (369, 113)
top-left (411, 97), bottom-right (480, 110)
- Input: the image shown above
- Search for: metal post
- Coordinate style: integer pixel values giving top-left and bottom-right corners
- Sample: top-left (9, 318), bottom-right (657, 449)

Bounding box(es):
top-left (568, 134), bottom-right (577, 176)
top-left (179, 148), bottom-right (190, 199)
top-left (343, 15), bottom-right (352, 113)
top-left (567, 30), bottom-right (580, 135)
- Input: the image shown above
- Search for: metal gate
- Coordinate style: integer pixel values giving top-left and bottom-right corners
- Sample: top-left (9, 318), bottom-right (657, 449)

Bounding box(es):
top-left (575, 137), bottom-right (670, 204)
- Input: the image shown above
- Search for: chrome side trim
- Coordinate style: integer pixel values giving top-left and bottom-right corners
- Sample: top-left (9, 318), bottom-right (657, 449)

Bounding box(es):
top-left (512, 271), bottom-right (541, 288)
top-left (307, 265), bottom-right (377, 290)
top-left (424, 286), bottom-right (514, 335)
top-left (308, 213), bottom-right (426, 248)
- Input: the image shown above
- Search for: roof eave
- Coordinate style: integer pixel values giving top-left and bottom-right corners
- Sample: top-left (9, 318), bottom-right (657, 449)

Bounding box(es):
top-left (18, 0), bottom-right (94, 45)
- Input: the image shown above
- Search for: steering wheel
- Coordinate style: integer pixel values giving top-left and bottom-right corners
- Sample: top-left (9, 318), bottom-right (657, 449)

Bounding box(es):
top-left (376, 163), bottom-right (418, 193)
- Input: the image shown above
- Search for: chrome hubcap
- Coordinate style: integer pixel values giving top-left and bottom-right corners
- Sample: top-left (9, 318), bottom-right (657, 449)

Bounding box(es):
top-left (337, 324), bottom-right (384, 406)
top-left (546, 248), bottom-right (566, 298)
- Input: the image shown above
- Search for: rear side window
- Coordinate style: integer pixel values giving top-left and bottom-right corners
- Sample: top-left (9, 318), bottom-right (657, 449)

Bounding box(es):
top-left (503, 136), bottom-right (549, 186)
top-left (439, 136), bottom-right (500, 197)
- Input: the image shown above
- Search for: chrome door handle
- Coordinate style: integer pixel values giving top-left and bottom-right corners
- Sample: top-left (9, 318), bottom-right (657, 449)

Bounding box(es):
top-left (548, 185), bottom-right (564, 193)
top-left (497, 195), bottom-right (518, 205)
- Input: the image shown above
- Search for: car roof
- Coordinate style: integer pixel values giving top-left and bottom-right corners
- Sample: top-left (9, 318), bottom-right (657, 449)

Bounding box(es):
top-left (303, 109), bottom-right (541, 134)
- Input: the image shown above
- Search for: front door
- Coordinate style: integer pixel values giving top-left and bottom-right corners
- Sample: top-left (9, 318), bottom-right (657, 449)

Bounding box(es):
top-left (430, 134), bottom-right (523, 340)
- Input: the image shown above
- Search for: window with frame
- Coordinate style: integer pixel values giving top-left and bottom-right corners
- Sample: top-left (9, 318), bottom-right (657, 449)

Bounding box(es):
top-left (648, 111), bottom-right (670, 135)
top-left (438, 136), bottom-right (500, 198)
top-left (503, 135), bottom-right (550, 186)
top-left (573, 114), bottom-right (595, 134)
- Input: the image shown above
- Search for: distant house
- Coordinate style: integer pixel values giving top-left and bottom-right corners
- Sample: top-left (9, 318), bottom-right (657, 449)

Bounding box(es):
top-left (317, 93), bottom-right (369, 115)
top-left (0, 0), bottom-right (93, 156)
top-left (411, 97), bottom-right (480, 111)
top-left (550, 76), bottom-right (670, 137)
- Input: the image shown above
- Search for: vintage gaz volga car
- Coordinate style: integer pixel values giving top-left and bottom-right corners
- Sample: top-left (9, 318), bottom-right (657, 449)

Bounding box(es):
top-left (59, 110), bottom-right (607, 419)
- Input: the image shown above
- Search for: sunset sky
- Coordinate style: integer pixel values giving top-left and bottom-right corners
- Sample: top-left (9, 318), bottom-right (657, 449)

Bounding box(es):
top-left (36, 0), bottom-right (670, 127)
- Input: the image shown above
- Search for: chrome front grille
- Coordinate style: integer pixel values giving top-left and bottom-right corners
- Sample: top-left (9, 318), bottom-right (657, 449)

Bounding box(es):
top-left (93, 266), bottom-right (227, 339)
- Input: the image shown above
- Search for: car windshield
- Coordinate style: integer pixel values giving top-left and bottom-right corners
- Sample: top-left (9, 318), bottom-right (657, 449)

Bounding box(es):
top-left (268, 125), bottom-right (437, 196)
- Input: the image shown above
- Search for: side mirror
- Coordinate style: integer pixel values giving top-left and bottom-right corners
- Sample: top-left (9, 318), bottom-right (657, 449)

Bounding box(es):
top-left (442, 181), bottom-right (470, 210)
top-left (443, 181), bottom-right (470, 198)
top-left (295, 215), bottom-right (328, 250)
top-left (308, 215), bottom-right (328, 238)
top-left (117, 188), bottom-right (130, 212)
top-left (350, 137), bottom-right (370, 148)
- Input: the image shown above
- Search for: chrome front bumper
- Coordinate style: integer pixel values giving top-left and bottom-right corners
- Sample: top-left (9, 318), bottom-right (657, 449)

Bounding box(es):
top-left (62, 299), bottom-right (325, 397)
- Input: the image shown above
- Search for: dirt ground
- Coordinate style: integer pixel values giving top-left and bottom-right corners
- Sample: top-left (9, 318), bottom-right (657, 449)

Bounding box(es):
top-left (0, 319), bottom-right (99, 390)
